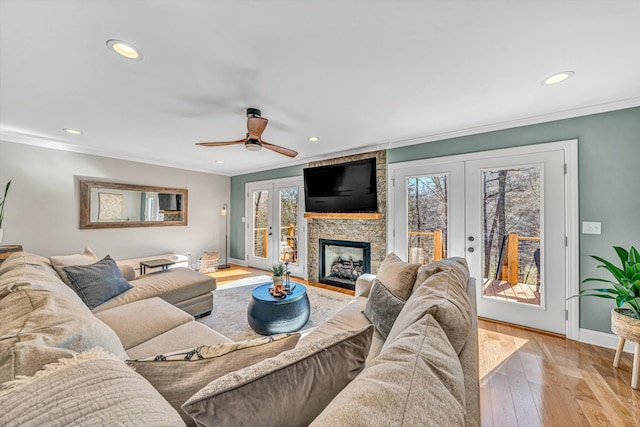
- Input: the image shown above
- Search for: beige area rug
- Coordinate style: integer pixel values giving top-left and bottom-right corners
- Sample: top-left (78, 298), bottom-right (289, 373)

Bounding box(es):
top-left (197, 275), bottom-right (355, 341)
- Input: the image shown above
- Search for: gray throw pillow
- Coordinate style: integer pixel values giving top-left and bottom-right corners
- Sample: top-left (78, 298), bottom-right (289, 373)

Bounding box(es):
top-left (63, 256), bottom-right (132, 309)
top-left (128, 333), bottom-right (300, 426)
top-left (182, 325), bottom-right (374, 427)
top-left (363, 279), bottom-right (406, 338)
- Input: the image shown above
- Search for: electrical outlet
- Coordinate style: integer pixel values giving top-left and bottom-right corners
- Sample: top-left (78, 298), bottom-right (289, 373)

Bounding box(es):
top-left (582, 221), bottom-right (602, 235)
top-left (241, 217), bottom-right (245, 223)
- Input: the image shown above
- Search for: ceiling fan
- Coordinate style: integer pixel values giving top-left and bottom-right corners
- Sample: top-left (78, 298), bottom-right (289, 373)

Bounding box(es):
top-left (196, 108), bottom-right (298, 158)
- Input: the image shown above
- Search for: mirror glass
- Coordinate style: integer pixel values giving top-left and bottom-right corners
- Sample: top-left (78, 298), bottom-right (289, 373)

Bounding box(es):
top-left (80, 180), bottom-right (188, 229)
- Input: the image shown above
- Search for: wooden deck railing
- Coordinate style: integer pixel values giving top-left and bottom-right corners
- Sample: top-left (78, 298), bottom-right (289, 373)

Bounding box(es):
top-left (254, 225), bottom-right (298, 258)
top-left (408, 229), bottom-right (444, 261)
top-left (501, 232), bottom-right (540, 285)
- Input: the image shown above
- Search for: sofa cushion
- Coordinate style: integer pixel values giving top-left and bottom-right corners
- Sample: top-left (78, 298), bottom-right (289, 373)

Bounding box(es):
top-left (92, 267), bottom-right (215, 313)
top-left (297, 297), bottom-right (385, 362)
top-left (0, 252), bottom-right (88, 309)
top-left (62, 255), bottom-right (133, 309)
top-left (49, 246), bottom-right (98, 287)
top-left (126, 322), bottom-right (233, 360)
top-left (363, 279), bottom-right (406, 338)
top-left (0, 349), bottom-right (184, 427)
top-left (94, 297), bottom-right (193, 350)
top-left (310, 314), bottom-right (465, 427)
top-left (128, 333), bottom-right (300, 426)
top-left (127, 322), bottom-right (233, 359)
top-left (385, 257), bottom-right (472, 354)
top-left (0, 287), bottom-right (127, 384)
top-left (375, 252), bottom-right (420, 301)
top-left (182, 325), bottom-right (373, 427)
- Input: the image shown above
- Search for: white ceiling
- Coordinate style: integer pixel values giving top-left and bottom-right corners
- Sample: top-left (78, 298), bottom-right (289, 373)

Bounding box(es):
top-left (1, 0), bottom-right (639, 176)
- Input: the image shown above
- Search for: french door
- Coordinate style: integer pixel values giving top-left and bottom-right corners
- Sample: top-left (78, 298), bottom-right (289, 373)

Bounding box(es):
top-left (246, 178), bottom-right (306, 278)
top-left (391, 146), bottom-right (569, 335)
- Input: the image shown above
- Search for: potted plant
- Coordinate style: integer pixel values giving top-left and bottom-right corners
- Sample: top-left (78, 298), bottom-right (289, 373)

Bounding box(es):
top-left (0, 180), bottom-right (11, 244)
top-left (579, 246), bottom-right (640, 320)
top-left (269, 262), bottom-right (286, 285)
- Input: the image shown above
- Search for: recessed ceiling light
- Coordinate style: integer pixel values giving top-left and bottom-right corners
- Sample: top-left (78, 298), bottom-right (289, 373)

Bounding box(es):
top-left (216, 160), bottom-right (224, 164)
top-left (63, 128), bottom-right (83, 135)
top-left (308, 136), bottom-right (319, 142)
top-left (542, 71), bottom-right (574, 86)
top-left (106, 39), bottom-right (142, 61)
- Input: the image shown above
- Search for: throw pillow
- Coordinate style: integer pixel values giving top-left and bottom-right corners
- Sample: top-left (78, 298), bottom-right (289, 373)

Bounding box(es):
top-left (376, 252), bottom-right (421, 301)
top-left (128, 333), bottom-right (301, 426)
top-left (310, 315), bottom-right (466, 427)
top-left (62, 256), bottom-right (132, 309)
top-left (182, 325), bottom-right (374, 427)
top-left (363, 279), bottom-right (405, 338)
top-left (385, 257), bottom-right (472, 354)
top-left (49, 246), bottom-right (98, 287)
top-left (0, 348), bottom-right (184, 427)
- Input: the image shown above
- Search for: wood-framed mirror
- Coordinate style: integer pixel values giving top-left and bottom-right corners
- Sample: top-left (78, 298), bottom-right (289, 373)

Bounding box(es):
top-left (80, 180), bottom-right (188, 229)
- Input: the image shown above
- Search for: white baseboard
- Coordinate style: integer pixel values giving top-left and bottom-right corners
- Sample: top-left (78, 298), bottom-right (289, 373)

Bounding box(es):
top-left (228, 257), bottom-right (248, 267)
top-left (579, 328), bottom-right (635, 353)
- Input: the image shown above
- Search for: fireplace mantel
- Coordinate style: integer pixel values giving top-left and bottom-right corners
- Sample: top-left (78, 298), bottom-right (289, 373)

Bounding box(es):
top-left (304, 212), bottom-right (382, 220)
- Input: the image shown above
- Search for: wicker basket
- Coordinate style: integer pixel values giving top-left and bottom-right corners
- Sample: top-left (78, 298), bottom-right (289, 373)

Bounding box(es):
top-left (611, 308), bottom-right (640, 342)
top-left (198, 259), bottom-right (218, 274)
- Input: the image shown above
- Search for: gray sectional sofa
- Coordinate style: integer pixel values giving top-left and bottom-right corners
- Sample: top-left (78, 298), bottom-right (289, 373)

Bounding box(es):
top-left (0, 251), bottom-right (479, 426)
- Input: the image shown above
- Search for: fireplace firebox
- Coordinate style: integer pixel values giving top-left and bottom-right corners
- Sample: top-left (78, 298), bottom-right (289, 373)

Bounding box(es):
top-left (319, 239), bottom-right (371, 290)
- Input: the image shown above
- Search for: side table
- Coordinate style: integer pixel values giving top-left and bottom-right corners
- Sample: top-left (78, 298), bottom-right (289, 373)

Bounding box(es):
top-left (140, 258), bottom-right (176, 275)
top-left (0, 245), bottom-right (23, 265)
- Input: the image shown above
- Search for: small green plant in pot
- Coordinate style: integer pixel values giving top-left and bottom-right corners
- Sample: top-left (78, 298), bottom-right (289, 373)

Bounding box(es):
top-left (0, 180), bottom-right (11, 244)
top-left (578, 246), bottom-right (640, 319)
top-left (0, 180), bottom-right (11, 227)
top-left (269, 263), bottom-right (286, 284)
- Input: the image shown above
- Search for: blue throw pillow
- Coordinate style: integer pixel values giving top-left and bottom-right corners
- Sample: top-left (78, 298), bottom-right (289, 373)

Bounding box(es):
top-left (63, 255), bottom-right (132, 309)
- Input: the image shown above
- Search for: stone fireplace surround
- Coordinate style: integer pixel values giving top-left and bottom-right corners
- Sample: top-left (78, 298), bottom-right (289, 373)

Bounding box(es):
top-left (306, 150), bottom-right (387, 285)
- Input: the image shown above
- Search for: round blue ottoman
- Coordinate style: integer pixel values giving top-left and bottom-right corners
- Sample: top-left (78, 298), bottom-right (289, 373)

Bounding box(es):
top-left (247, 283), bottom-right (310, 335)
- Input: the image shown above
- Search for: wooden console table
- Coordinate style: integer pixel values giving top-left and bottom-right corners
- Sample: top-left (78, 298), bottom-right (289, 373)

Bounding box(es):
top-left (0, 245), bottom-right (24, 265)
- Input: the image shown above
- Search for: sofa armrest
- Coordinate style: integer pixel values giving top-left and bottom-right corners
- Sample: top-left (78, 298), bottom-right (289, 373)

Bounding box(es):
top-left (355, 274), bottom-right (376, 297)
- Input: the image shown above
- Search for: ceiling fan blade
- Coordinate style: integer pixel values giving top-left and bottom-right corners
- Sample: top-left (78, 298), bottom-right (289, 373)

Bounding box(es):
top-left (262, 140), bottom-right (298, 158)
top-left (247, 116), bottom-right (268, 139)
top-left (196, 138), bottom-right (246, 147)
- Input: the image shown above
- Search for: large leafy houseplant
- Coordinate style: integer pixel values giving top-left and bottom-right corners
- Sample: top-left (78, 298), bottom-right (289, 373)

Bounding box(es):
top-left (579, 246), bottom-right (640, 319)
top-left (0, 180), bottom-right (11, 228)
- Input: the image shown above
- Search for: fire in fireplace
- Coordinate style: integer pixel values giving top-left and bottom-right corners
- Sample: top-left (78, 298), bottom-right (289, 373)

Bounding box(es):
top-left (319, 239), bottom-right (371, 290)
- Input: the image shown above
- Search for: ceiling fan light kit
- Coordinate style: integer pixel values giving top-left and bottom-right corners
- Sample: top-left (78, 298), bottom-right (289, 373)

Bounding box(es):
top-left (245, 139), bottom-right (262, 151)
top-left (196, 108), bottom-right (298, 158)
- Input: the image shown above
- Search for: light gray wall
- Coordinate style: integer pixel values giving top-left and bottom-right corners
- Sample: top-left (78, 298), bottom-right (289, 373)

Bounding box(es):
top-left (0, 141), bottom-right (230, 261)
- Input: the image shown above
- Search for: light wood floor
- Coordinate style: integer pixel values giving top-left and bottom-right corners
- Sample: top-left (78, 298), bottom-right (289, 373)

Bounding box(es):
top-left (211, 265), bottom-right (640, 426)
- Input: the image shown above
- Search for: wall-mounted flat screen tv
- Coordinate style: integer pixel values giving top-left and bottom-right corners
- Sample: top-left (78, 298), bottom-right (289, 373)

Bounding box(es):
top-left (304, 158), bottom-right (378, 213)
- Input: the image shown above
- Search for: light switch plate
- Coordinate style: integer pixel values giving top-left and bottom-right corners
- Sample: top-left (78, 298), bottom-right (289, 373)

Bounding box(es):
top-left (582, 221), bottom-right (602, 235)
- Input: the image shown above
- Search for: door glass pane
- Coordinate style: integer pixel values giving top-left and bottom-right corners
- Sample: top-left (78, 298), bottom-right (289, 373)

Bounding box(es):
top-left (279, 187), bottom-right (299, 264)
top-left (406, 174), bottom-right (448, 265)
top-left (252, 190), bottom-right (269, 259)
top-left (481, 167), bottom-right (541, 306)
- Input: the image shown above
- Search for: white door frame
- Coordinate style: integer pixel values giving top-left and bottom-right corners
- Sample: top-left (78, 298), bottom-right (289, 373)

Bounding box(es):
top-left (245, 176), bottom-right (307, 279)
top-left (387, 140), bottom-right (579, 340)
